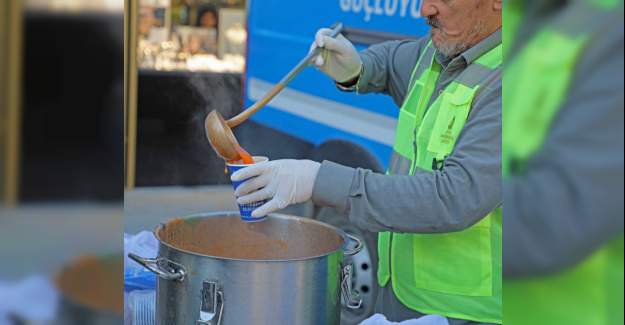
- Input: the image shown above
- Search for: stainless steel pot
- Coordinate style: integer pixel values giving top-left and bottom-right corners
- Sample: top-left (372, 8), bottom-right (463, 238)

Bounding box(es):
top-left (129, 212), bottom-right (363, 325)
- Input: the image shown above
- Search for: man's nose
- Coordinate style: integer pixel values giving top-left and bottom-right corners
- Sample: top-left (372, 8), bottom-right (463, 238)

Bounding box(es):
top-left (420, 0), bottom-right (438, 17)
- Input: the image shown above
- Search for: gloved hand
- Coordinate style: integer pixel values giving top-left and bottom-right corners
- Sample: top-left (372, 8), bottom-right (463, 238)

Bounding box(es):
top-left (311, 28), bottom-right (363, 83)
top-left (231, 159), bottom-right (321, 218)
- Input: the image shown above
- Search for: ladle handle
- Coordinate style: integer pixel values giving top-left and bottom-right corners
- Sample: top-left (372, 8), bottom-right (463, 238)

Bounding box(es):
top-left (275, 22), bottom-right (344, 87)
top-left (226, 22), bottom-right (344, 128)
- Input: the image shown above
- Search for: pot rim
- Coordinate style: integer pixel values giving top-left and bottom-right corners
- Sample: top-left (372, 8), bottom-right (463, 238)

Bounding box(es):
top-left (153, 211), bottom-right (352, 262)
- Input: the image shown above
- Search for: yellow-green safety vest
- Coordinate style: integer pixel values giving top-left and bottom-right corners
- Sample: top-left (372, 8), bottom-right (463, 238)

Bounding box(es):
top-left (503, 0), bottom-right (624, 324)
top-left (378, 40), bottom-right (503, 323)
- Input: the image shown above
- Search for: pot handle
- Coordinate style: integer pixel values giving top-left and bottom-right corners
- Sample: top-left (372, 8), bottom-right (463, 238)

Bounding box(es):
top-left (128, 253), bottom-right (186, 282)
top-left (343, 233), bottom-right (363, 256)
top-left (197, 280), bottom-right (224, 325)
top-left (341, 264), bottom-right (363, 309)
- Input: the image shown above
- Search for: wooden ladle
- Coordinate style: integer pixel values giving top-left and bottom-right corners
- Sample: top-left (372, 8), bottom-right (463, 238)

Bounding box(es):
top-left (205, 23), bottom-right (344, 161)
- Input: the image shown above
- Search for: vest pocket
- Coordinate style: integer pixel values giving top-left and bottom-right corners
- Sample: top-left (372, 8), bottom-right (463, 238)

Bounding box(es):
top-left (426, 86), bottom-right (476, 157)
top-left (412, 224), bottom-right (493, 296)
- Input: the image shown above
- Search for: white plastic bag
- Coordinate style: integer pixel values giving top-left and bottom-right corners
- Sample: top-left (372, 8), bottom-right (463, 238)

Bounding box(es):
top-left (125, 290), bottom-right (156, 325)
top-left (124, 231), bottom-right (158, 291)
top-left (359, 313), bottom-right (449, 325)
top-left (0, 276), bottom-right (59, 325)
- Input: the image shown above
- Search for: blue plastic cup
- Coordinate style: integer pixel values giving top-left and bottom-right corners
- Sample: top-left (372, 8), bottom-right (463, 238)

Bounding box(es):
top-left (226, 156), bottom-right (269, 222)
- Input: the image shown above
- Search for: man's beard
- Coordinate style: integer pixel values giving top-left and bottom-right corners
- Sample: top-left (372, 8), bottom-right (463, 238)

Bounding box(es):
top-left (426, 17), bottom-right (486, 58)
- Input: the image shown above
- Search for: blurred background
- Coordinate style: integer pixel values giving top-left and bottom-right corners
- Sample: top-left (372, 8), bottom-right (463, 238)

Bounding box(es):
top-left (1, 0), bottom-right (123, 324)
top-left (127, 0), bottom-right (246, 189)
top-left (502, 0), bottom-right (623, 324)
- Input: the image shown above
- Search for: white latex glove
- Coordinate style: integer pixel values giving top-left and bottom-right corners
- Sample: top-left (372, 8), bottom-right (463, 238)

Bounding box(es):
top-left (231, 159), bottom-right (321, 218)
top-left (311, 28), bottom-right (363, 83)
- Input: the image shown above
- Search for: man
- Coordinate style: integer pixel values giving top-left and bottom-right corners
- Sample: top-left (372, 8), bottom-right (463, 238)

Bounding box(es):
top-left (232, 0), bottom-right (502, 324)
top-left (503, 0), bottom-right (624, 324)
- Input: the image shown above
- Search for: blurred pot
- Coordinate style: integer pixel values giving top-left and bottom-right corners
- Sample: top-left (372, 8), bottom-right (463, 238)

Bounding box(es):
top-left (54, 254), bottom-right (124, 325)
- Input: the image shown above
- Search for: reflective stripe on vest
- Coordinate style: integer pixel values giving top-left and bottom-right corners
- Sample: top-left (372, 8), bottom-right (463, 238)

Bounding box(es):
top-left (503, 1), bottom-right (624, 324)
top-left (377, 40), bottom-right (503, 323)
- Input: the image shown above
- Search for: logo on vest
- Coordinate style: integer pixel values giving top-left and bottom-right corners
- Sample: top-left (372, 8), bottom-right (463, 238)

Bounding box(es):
top-left (439, 116), bottom-right (455, 144)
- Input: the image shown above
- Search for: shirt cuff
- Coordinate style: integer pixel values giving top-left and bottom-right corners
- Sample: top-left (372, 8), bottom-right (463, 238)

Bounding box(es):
top-left (355, 53), bottom-right (374, 93)
top-left (336, 81), bottom-right (357, 92)
top-left (312, 160), bottom-right (356, 212)
top-left (334, 53), bottom-right (372, 93)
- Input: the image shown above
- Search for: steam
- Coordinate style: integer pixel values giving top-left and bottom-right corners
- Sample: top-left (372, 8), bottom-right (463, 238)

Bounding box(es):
top-left (187, 74), bottom-right (241, 141)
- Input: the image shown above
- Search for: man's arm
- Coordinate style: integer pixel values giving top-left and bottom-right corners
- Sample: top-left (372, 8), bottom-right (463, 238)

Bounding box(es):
top-left (312, 78), bottom-right (502, 233)
top-left (503, 23), bottom-right (624, 277)
top-left (345, 39), bottom-right (429, 107)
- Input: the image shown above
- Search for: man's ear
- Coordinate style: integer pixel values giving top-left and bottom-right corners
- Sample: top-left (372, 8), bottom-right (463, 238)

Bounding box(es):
top-left (493, 0), bottom-right (502, 11)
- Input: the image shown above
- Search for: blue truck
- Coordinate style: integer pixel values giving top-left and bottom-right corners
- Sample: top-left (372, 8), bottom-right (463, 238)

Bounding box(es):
top-left (241, 1), bottom-right (430, 323)
top-left (244, 0), bottom-right (429, 168)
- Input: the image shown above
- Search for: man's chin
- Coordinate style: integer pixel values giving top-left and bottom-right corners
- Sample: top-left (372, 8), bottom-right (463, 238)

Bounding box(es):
top-left (430, 30), bottom-right (443, 47)
top-left (430, 29), bottom-right (465, 57)
top-left (430, 33), bottom-right (445, 50)
top-left (432, 40), bottom-right (461, 58)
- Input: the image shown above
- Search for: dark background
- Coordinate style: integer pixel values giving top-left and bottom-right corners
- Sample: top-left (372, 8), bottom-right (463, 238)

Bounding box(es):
top-left (20, 12), bottom-right (123, 201)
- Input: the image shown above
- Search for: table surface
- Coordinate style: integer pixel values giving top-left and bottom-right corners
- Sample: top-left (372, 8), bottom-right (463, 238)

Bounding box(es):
top-left (0, 202), bottom-right (121, 279)
top-left (0, 185), bottom-right (238, 279)
top-left (124, 185), bottom-right (238, 233)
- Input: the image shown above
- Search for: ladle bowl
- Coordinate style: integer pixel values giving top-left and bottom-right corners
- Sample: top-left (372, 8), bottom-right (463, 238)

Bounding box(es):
top-left (205, 110), bottom-right (241, 161)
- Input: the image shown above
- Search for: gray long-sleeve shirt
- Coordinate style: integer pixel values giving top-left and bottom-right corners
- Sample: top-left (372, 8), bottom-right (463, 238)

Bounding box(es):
top-left (311, 30), bottom-right (502, 234)
top-left (503, 4), bottom-right (624, 277)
